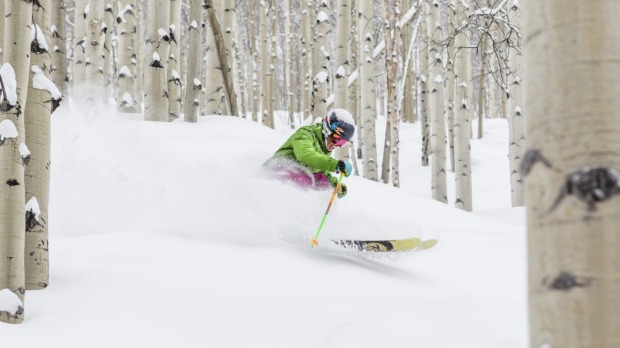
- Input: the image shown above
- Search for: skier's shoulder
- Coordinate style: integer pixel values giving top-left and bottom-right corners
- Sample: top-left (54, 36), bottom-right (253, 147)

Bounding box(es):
top-left (294, 123), bottom-right (322, 140)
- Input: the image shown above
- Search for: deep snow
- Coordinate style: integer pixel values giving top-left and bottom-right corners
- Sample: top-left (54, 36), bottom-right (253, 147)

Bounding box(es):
top-left (1, 101), bottom-right (527, 347)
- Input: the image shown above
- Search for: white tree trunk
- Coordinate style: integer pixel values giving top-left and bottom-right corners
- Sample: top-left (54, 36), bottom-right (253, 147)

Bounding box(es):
top-left (84, 0), bottom-right (105, 101)
top-left (103, 2), bottom-right (114, 101)
top-left (73, 0), bottom-right (88, 92)
top-left (454, 0), bottom-right (472, 211)
top-left (311, 0), bottom-right (329, 120)
top-left (168, 0), bottom-right (182, 120)
top-left (384, 0), bottom-right (402, 187)
top-left (445, 3), bottom-right (456, 172)
top-left (183, 0), bottom-right (203, 122)
top-left (419, 4), bottom-right (430, 167)
top-left (428, 0), bottom-right (447, 203)
top-left (116, 0), bottom-right (139, 113)
top-left (0, 0), bottom-right (3, 63)
top-left (24, 0), bottom-right (56, 291)
top-left (358, 0), bottom-right (378, 181)
top-left (507, 1), bottom-right (525, 207)
top-left (144, 1), bottom-right (170, 122)
top-left (0, 0), bottom-right (33, 324)
top-left (333, 0), bottom-right (351, 162)
top-left (300, 0), bottom-right (312, 122)
top-left (524, 1), bottom-right (620, 347)
top-left (50, 0), bottom-right (69, 96)
top-left (259, 0), bottom-right (273, 127)
top-left (204, 11), bottom-right (223, 116)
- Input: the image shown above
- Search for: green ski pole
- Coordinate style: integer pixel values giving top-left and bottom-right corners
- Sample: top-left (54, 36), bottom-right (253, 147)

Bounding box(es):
top-left (311, 172), bottom-right (345, 247)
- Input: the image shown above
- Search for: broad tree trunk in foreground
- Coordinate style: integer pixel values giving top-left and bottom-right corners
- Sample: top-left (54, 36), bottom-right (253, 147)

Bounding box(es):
top-left (524, 1), bottom-right (620, 346)
top-left (0, 0), bottom-right (33, 324)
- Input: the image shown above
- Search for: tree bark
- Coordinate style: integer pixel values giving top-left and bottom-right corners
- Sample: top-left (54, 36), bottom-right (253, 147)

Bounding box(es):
top-left (24, 0), bottom-right (56, 291)
top-left (84, 0), bottom-right (105, 101)
top-left (116, 0), bottom-right (139, 113)
top-left (144, 1), bottom-right (170, 121)
top-left (0, 0), bottom-right (33, 324)
top-left (333, 0), bottom-right (351, 162)
top-left (507, 1), bottom-right (524, 207)
top-left (73, 0), bottom-right (88, 92)
top-left (183, 0), bottom-right (203, 122)
top-left (358, 0), bottom-right (378, 181)
top-left (50, 0), bottom-right (69, 96)
top-left (524, 1), bottom-right (620, 347)
top-left (168, 0), bottom-right (182, 120)
top-left (428, 0), bottom-right (447, 203)
top-left (454, 0), bottom-right (472, 211)
top-left (418, 3), bottom-right (430, 167)
top-left (311, 0), bottom-right (329, 120)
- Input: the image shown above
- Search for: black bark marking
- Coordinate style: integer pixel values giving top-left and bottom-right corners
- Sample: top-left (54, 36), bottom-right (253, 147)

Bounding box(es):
top-left (547, 272), bottom-right (592, 291)
top-left (520, 149), bottom-right (553, 176)
top-left (25, 210), bottom-right (40, 231)
top-left (548, 167), bottom-right (620, 213)
top-left (6, 179), bottom-right (20, 187)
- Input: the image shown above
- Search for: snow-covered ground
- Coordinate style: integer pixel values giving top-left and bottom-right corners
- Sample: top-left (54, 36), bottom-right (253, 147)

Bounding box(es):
top-left (1, 102), bottom-right (527, 347)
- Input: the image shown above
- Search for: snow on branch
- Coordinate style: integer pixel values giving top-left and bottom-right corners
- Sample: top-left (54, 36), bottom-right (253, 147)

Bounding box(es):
top-left (31, 23), bottom-right (49, 54)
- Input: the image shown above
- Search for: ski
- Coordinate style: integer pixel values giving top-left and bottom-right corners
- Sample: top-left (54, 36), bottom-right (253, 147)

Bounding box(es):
top-left (332, 237), bottom-right (438, 252)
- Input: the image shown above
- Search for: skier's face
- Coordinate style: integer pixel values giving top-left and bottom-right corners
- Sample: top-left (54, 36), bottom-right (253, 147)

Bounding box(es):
top-left (326, 134), bottom-right (349, 151)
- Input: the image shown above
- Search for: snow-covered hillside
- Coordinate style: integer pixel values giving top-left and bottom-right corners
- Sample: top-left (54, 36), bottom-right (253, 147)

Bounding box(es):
top-left (1, 102), bottom-right (527, 348)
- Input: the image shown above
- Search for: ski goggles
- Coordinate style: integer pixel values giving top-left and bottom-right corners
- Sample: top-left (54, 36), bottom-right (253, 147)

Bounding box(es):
top-left (331, 133), bottom-right (350, 147)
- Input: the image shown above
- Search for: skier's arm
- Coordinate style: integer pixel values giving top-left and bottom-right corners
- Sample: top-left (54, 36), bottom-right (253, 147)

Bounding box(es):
top-left (291, 129), bottom-right (339, 172)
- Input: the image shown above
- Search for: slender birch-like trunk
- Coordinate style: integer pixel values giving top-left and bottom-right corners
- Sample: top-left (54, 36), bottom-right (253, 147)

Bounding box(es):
top-left (103, 2), bottom-right (114, 101)
top-left (259, 0), bottom-right (273, 127)
top-left (144, 1), bottom-right (170, 121)
top-left (454, 0), bottom-right (472, 211)
top-left (168, 0), bottom-right (182, 120)
top-left (50, 0), bottom-right (69, 96)
top-left (73, 0), bottom-right (88, 91)
top-left (204, 0), bottom-right (238, 116)
top-left (116, 0), bottom-right (139, 112)
top-left (446, 2), bottom-right (456, 171)
top-left (358, 0), bottom-right (378, 181)
top-left (476, 18), bottom-right (489, 138)
top-left (84, 0), bottom-right (105, 101)
top-left (300, 0), bottom-right (312, 122)
top-left (184, 0), bottom-right (203, 122)
top-left (204, 10), bottom-right (223, 116)
top-left (0, 0), bottom-right (33, 324)
top-left (419, 3), bottom-right (430, 167)
top-left (311, 0), bottom-right (329, 120)
top-left (0, 0), bottom-right (3, 63)
top-left (384, 0), bottom-right (402, 187)
top-left (507, 0), bottom-right (524, 207)
top-left (524, 1), bottom-right (620, 347)
top-left (222, 0), bottom-right (238, 116)
top-left (428, 0), bottom-right (447, 203)
top-left (334, 0), bottom-right (351, 162)
top-left (24, 0), bottom-right (58, 291)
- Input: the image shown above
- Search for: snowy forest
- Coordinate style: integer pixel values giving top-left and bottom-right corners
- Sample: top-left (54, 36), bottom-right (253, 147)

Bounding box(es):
top-left (1, 0), bottom-right (619, 347)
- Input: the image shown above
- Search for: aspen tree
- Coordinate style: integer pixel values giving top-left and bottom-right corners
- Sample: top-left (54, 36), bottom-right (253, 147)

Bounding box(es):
top-left (184, 0), bottom-right (203, 122)
top-left (418, 2), bottom-right (430, 167)
top-left (358, 0), bottom-right (378, 181)
top-left (0, 1), bottom-right (4, 63)
top-left (103, 2), bottom-right (114, 101)
top-left (116, 0), bottom-right (139, 113)
top-left (84, 0), bottom-right (105, 101)
top-left (428, 0), bottom-right (447, 203)
top-left (300, 0), bottom-right (312, 122)
top-left (524, 1), bottom-right (620, 346)
top-left (333, 0), bottom-right (351, 163)
top-left (259, 0), bottom-right (273, 127)
top-left (204, 10), bottom-right (223, 116)
top-left (454, 0), bottom-right (472, 211)
top-left (144, 1), bottom-right (171, 121)
top-left (0, 0), bottom-right (33, 324)
top-left (50, 0), bottom-right (69, 96)
top-left (445, 2), bottom-right (456, 171)
top-left (384, 0), bottom-right (402, 187)
top-left (25, 0), bottom-right (61, 291)
top-left (168, 0), bottom-right (182, 121)
top-left (507, 0), bottom-right (524, 207)
top-left (311, 0), bottom-right (330, 120)
top-left (73, 0), bottom-right (88, 91)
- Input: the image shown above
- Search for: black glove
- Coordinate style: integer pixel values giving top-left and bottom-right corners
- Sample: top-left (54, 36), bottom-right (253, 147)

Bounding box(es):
top-left (336, 160), bottom-right (352, 177)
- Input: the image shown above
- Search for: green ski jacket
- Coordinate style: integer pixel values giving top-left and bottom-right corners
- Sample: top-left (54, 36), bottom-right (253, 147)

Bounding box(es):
top-left (273, 123), bottom-right (340, 186)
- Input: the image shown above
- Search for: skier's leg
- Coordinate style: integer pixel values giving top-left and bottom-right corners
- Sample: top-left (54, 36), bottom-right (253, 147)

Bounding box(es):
top-left (312, 173), bottom-right (331, 191)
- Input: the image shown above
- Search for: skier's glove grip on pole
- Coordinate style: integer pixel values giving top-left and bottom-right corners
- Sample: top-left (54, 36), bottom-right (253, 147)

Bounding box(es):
top-left (336, 160), bottom-right (352, 177)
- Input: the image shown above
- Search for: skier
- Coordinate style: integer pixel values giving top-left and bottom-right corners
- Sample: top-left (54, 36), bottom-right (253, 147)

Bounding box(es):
top-left (261, 109), bottom-right (355, 198)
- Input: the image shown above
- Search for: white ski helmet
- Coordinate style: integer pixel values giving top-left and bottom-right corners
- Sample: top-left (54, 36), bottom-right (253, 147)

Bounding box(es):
top-left (322, 109), bottom-right (356, 142)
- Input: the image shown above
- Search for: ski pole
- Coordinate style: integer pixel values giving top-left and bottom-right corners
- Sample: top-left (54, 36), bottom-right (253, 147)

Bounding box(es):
top-left (311, 172), bottom-right (345, 247)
